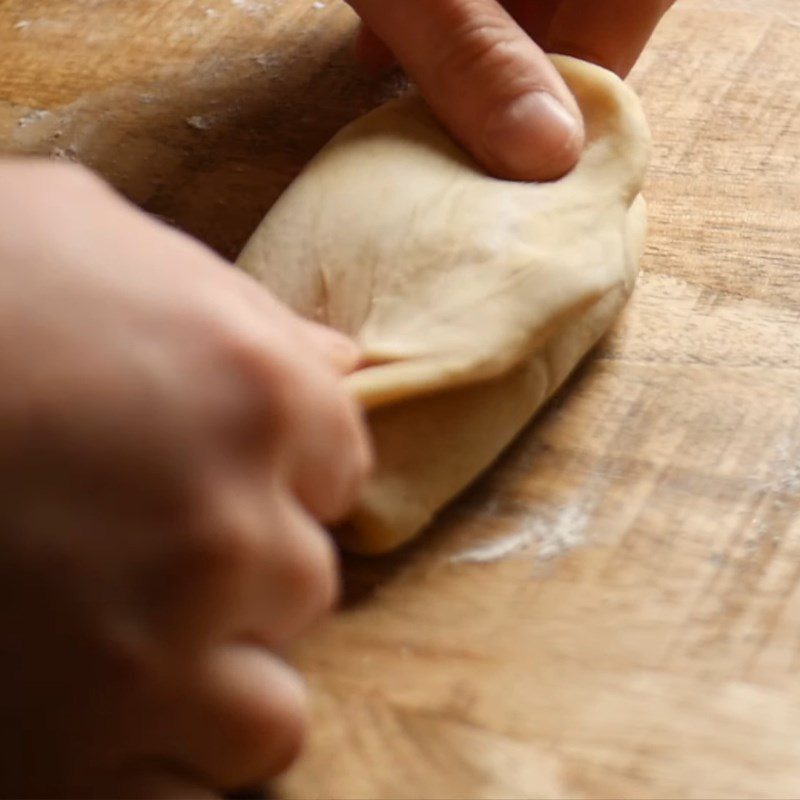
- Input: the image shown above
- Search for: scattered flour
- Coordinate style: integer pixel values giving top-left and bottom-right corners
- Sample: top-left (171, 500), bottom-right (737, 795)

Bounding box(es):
top-left (772, 435), bottom-right (800, 494)
top-left (50, 146), bottom-right (78, 162)
top-left (253, 53), bottom-right (281, 71)
top-left (186, 114), bottom-right (214, 131)
top-left (231, 0), bottom-right (266, 13)
top-left (533, 503), bottom-right (591, 561)
top-left (17, 109), bottom-right (51, 128)
top-left (449, 499), bottom-right (592, 566)
top-left (450, 530), bottom-right (535, 565)
top-left (755, 433), bottom-right (800, 494)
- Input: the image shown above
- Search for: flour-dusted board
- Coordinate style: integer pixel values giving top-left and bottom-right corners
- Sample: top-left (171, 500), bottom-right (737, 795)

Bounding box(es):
top-left (1, 1), bottom-right (799, 797)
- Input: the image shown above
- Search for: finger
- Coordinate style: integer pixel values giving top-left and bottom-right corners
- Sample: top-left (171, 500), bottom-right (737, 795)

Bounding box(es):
top-left (347, 0), bottom-right (584, 181)
top-left (355, 24), bottom-right (396, 74)
top-left (158, 646), bottom-right (309, 792)
top-left (238, 497), bottom-right (341, 646)
top-left (170, 475), bottom-right (341, 647)
top-left (222, 266), bottom-right (361, 374)
top-left (190, 289), bottom-right (372, 520)
top-left (282, 369), bottom-right (372, 524)
top-left (546, 0), bottom-right (675, 77)
top-left (298, 321), bottom-right (362, 375)
top-left (199, 645), bottom-right (309, 789)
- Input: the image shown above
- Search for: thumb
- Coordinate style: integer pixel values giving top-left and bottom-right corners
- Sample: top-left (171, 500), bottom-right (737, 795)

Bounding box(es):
top-left (347, 0), bottom-right (584, 181)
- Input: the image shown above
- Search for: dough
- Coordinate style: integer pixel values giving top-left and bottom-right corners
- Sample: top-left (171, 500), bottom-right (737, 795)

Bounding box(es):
top-left (237, 56), bottom-right (651, 554)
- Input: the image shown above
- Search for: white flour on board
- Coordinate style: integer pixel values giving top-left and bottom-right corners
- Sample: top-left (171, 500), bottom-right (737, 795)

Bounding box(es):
top-left (449, 499), bottom-right (592, 566)
top-left (230, 0), bottom-right (276, 13)
top-left (186, 114), bottom-right (215, 131)
top-left (17, 109), bottom-right (51, 128)
top-left (771, 435), bottom-right (800, 494)
top-left (534, 502), bottom-right (591, 561)
top-left (450, 530), bottom-right (535, 565)
top-left (751, 432), bottom-right (800, 496)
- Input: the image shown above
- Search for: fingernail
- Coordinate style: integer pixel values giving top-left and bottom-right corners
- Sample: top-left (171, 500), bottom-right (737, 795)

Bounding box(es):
top-left (483, 91), bottom-right (583, 181)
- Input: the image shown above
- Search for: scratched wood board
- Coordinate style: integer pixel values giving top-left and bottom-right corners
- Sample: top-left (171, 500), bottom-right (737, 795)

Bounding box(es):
top-left (1, 1), bottom-right (799, 797)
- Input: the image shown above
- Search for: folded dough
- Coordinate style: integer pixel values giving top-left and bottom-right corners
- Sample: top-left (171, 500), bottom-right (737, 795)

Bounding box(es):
top-left (237, 56), bottom-right (651, 554)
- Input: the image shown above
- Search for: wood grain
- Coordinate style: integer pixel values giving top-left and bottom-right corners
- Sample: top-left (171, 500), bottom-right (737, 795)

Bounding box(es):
top-left (1, 1), bottom-right (799, 797)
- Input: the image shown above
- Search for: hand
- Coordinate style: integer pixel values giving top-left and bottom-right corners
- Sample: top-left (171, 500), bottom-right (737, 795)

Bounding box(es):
top-left (349, 0), bottom-right (675, 180)
top-left (0, 160), bottom-right (371, 797)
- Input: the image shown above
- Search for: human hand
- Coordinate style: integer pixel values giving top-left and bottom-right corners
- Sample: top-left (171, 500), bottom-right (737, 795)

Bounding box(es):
top-left (348, 0), bottom-right (675, 180)
top-left (0, 160), bottom-right (370, 797)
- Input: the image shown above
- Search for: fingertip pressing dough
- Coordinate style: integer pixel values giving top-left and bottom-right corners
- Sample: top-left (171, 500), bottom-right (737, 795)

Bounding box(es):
top-left (237, 55), bottom-right (651, 554)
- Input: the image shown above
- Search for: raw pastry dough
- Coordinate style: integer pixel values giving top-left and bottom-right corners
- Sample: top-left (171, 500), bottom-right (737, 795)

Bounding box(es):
top-left (237, 56), bottom-right (651, 554)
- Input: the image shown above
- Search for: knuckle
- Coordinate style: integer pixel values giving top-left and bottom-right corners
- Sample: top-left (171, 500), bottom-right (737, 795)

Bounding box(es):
top-left (198, 329), bottom-right (292, 450)
top-left (262, 669), bottom-right (309, 776)
top-left (237, 663), bottom-right (309, 783)
top-left (186, 494), bottom-right (260, 578)
top-left (203, 649), bottom-right (309, 789)
top-left (221, 333), bottom-right (298, 429)
top-left (275, 357), bottom-right (326, 427)
top-left (264, 696), bottom-right (308, 778)
top-left (281, 521), bottom-right (340, 621)
top-left (437, 8), bottom-right (524, 79)
top-left (290, 382), bottom-right (370, 523)
top-left (215, 331), bottom-right (273, 401)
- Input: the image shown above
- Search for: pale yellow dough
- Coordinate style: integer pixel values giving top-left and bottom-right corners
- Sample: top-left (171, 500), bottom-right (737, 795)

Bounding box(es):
top-left (237, 56), bottom-right (651, 554)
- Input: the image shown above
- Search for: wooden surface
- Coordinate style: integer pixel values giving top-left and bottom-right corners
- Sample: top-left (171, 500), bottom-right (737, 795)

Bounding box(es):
top-left (2, 1), bottom-right (799, 797)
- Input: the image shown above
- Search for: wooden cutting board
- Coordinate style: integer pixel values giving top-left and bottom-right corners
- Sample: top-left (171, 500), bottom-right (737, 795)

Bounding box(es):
top-left (2, 1), bottom-right (799, 797)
